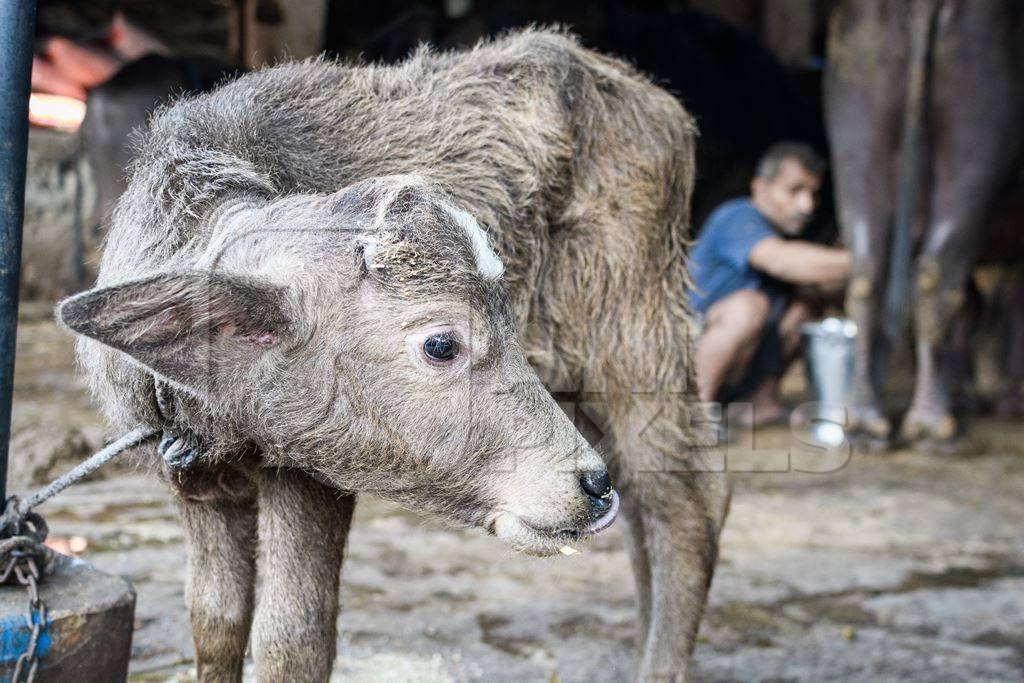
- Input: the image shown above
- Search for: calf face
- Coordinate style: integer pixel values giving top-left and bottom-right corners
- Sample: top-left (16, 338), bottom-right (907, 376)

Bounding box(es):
top-left (58, 175), bottom-right (616, 555)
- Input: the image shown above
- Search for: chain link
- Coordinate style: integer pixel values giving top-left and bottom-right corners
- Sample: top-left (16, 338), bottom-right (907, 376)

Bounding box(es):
top-left (1, 550), bottom-right (47, 682)
top-left (11, 556), bottom-right (46, 683)
top-left (1, 506), bottom-right (53, 683)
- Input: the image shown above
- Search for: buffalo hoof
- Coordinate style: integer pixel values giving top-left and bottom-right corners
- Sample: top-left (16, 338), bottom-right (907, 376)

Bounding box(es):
top-left (911, 434), bottom-right (964, 456)
top-left (847, 406), bottom-right (892, 452)
top-left (901, 410), bottom-right (960, 454)
top-left (848, 428), bottom-right (891, 453)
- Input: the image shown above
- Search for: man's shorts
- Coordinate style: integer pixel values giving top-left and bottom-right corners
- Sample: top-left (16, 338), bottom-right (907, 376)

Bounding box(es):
top-left (694, 286), bottom-right (790, 404)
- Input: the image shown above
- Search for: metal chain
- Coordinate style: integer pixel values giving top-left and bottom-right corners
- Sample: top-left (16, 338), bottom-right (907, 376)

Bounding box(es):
top-left (11, 557), bottom-right (46, 682)
top-left (1, 535), bottom-right (50, 683)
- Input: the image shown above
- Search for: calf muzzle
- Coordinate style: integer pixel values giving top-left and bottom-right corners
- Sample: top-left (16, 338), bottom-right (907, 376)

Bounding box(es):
top-left (578, 470), bottom-right (619, 535)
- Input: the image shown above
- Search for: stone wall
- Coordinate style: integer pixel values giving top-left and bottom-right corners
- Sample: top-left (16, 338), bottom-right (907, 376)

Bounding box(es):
top-left (22, 127), bottom-right (100, 302)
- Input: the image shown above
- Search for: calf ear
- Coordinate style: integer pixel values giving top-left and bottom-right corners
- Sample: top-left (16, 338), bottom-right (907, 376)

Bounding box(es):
top-left (56, 270), bottom-right (292, 397)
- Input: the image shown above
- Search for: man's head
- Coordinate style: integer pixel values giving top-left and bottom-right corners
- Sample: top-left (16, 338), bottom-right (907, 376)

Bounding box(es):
top-left (750, 142), bottom-right (825, 235)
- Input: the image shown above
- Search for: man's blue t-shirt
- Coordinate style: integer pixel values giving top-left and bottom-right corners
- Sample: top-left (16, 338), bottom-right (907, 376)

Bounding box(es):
top-left (688, 198), bottom-right (788, 316)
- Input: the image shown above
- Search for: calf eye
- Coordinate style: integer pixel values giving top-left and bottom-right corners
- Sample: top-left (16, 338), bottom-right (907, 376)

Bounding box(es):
top-left (423, 333), bottom-right (460, 362)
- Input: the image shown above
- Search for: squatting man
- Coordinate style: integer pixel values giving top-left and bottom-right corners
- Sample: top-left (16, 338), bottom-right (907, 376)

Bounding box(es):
top-left (689, 142), bottom-right (852, 431)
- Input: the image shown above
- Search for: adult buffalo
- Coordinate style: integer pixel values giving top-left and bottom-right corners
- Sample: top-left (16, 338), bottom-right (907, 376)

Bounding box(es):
top-left (825, 0), bottom-right (1024, 448)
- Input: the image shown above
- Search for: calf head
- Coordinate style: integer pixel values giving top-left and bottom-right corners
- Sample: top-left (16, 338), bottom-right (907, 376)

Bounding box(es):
top-left (58, 175), bottom-right (617, 555)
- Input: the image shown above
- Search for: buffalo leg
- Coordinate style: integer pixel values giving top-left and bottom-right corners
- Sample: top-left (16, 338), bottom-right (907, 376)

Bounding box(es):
top-left (251, 468), bottom-right (355, 682)
top-left (998, 266), bottom-right (1024, 414)
top-left (903, 5), bottom-right (1022, 445)
top-left (178, 472), bottom-right (258, 683)
top-left (609, 397), bottom-right (729, 682)
top-left (824, 36), bottom-right (901, 445)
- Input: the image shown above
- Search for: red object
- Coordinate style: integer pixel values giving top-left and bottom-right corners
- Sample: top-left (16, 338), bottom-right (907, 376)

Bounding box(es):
top-left (30, 55), bottom-right (86, 100)
top-left (43, 36), bottom-right (122, 89)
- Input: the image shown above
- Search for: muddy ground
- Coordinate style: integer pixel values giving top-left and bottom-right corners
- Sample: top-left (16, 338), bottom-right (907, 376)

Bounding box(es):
top-left (7, 310), bottom-right (1024, 682)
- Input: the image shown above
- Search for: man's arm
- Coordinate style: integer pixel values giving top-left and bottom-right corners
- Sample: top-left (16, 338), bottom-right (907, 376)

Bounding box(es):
top-left (748, 236), bottom-right (852, 287)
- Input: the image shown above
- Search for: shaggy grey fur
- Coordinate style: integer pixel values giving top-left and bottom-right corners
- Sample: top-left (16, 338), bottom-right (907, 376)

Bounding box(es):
top-left (57, 29), bottom-right (729, 682)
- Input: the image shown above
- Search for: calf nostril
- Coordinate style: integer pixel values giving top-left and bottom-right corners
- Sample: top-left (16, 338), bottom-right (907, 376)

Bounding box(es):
top-left (579, 470), bottom-right (612, 503)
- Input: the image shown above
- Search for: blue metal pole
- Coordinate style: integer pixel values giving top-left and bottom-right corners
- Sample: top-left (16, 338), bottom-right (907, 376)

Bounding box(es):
top-left (0, 0), bottom-right (37, 502)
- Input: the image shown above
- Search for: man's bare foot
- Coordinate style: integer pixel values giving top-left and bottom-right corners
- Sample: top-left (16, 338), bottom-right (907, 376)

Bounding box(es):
top-left (730, 377), bottom-right (789, 428)
top-left (731, 401), bottom-right (790, 429)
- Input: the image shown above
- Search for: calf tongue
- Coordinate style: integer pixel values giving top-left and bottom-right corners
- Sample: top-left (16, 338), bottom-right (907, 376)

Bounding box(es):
top-left (583, 489), bottom-right (619, 535)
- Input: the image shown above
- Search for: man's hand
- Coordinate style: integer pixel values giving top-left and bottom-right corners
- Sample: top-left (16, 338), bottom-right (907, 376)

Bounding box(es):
top-left (748, 236), bottom-right (852, 287)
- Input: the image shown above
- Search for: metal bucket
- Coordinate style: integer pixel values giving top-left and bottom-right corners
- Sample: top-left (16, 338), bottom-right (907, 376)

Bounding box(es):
top-left (801, 317), bottom-right (857, 447)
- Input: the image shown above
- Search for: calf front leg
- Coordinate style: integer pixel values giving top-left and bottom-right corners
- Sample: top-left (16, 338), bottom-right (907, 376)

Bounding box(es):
top-left (177, 467), bottom-right (258, 682)
top-left (620, 468), bottom-right (729, 683)
top-left (252, 468), bottom-right (355, 682)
